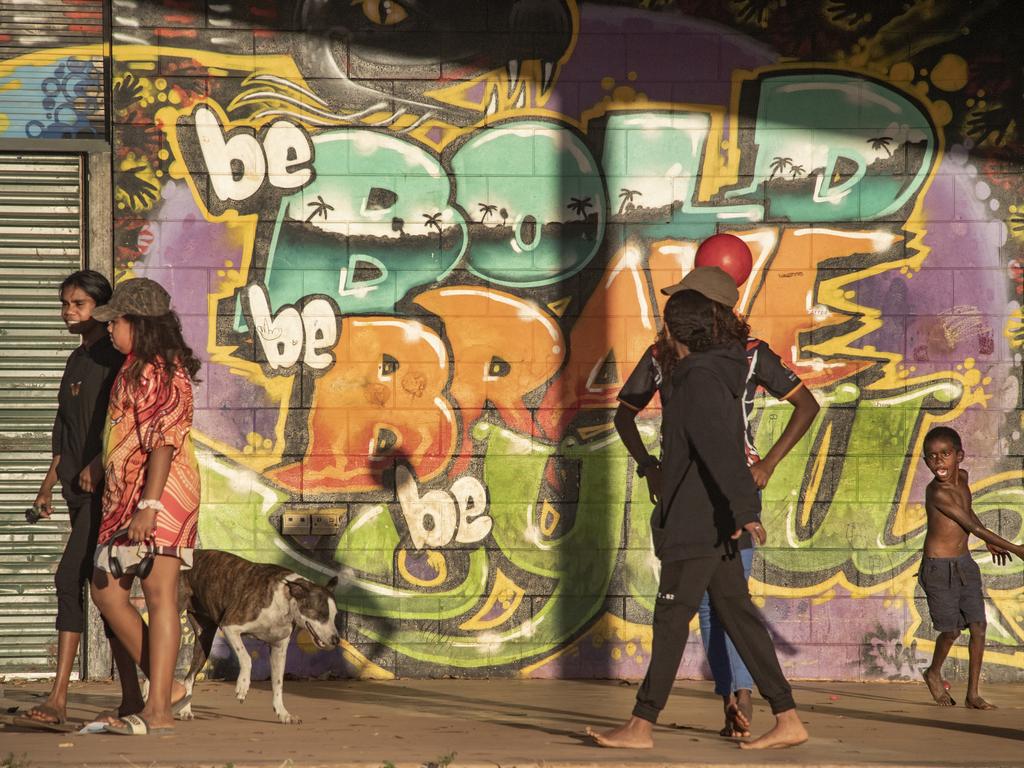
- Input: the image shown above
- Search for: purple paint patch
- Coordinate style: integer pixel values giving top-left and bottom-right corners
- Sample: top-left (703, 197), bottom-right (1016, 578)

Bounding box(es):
top-left (135, 180), bottom-right (278, 450)
top-left (555, 7), bottom-right (777, 120)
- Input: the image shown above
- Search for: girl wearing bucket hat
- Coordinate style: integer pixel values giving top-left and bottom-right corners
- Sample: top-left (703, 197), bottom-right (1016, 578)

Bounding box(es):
top-left (89, 278), bottom-right (202, 735)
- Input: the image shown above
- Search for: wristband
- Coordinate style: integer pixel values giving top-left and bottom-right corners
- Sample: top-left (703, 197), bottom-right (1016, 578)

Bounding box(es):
top-left (136, 499), bottom-right (166, 514)
top-left (636, 456), bottom-right (660, 478)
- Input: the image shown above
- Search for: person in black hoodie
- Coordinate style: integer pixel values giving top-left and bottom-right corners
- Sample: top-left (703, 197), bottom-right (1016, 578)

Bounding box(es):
top-left (587, 286), bottom-right (808, 750)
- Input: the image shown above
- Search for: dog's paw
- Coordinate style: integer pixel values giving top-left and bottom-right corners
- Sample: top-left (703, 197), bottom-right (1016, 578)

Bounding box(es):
top-left (235, 679), bottom-right (250, 702)
top-left (277, 711), bottom-right (301, 725)
top-left (176, 704), bottom-right (194, 721)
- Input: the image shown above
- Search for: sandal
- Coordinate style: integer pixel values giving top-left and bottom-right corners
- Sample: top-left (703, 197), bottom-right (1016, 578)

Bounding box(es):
top-left (11, 704), bottom-right (79, 733)
top-left (104, 713), bottom-right (174, 736)
top-left (88, 707), bottom-right (139, 728)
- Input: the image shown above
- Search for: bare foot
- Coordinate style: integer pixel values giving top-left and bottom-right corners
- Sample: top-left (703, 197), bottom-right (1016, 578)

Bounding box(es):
top-left (171, 679), bottom-right (188, 703)
top-left (92, 699), bottom-right (144, 726)
top-left (965, 695), bottom-right (996, 710)
top-left (719, 694), bottom-right (736, 737)
top-left (720, 691), bottom-right (752, 738)
top-left (922, 667), bottom-right (955, 706)
top-left (23, 701), bottom-right (66, 725)
top-left (114, 681), bottom-right (188, 732)
top-left (734, 689), bottom-right (753, 736)
top-left (739, 709), bottom-right (808, 750)
top-left (586, 716), bottom-right (654, 749)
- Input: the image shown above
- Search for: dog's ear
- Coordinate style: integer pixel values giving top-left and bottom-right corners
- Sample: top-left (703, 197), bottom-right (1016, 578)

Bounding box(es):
top-left (287, 580), bottom-right (310, 600)
top-left (325, 575), bottom-right (338, 592)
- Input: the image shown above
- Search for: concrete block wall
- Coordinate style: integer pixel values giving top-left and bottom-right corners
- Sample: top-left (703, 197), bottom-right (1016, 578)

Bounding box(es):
top-left (4, 0), bottom-right (1023, 682)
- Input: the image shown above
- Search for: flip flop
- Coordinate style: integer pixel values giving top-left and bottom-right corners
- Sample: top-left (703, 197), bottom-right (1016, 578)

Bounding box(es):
top-left (87, 707), bottom-right (140, 729)
top-left (104, 713), bottom-right (174, 736)
top-left (8, 714), bottom-right (81, 733)
top-left (8, 704), bottom-right (79, 733)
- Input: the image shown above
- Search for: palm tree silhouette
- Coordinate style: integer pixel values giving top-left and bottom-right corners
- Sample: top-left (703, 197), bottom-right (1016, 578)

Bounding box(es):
top-left (868, 136), bottom-right (894, 157)
top-left (789, 164), bottom-right (806, 179)
top-left (305, 195), bottom-right (334, 223)
top-left (567, 197), bottom-right (593, 220)
top-left (768, 156), bottom-right (792, 180)
top-left (617, 188), bottom-right (642, 215)
top-left (478, 203), bottom-right (498, 223)
top-left (422, 212), bottom-right (443, 234)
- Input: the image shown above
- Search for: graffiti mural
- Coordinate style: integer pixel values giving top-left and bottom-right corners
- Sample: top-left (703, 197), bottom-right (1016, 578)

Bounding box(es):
top-left (3, 0), bottom-right (1023, 682)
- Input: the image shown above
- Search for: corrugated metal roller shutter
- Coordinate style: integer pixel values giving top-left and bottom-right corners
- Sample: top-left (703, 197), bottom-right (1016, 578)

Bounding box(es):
top-left (0, 153), bottom-right (84, 676)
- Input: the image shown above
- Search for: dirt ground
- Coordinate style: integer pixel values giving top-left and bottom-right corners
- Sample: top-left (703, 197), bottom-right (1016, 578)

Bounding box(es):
top-left (1, 677), bottom-right (1021, 767)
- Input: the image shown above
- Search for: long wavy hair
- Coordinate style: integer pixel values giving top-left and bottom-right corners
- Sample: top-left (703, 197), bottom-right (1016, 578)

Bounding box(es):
top-left (652, 325), bottom-right (680, 379)
top-left (662, 290), bottom-right (750, 354)
top-left (121, 310), bottom-right (202, 387)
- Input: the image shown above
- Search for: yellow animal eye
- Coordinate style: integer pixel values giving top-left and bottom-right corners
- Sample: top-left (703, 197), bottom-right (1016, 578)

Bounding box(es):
top-left (353, 0), bottom-right (408, 25)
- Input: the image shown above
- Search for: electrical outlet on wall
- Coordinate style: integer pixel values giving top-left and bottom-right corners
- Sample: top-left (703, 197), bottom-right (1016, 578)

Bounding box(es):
top-left (311, 511), bottom-right (343, 536)
top-left (282, 512), bottom-right (311, 535)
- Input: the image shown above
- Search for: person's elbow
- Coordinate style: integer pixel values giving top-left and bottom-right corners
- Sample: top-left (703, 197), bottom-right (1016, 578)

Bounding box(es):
top-left (792, 386), bottom-right (820, 420)
top-left (613, 404), bottom-right (637, 433)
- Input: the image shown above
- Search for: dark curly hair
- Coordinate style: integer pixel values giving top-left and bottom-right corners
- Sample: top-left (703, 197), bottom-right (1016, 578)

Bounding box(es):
top-left (923, 425), bottom-right (963, 454)
top-left (652, 325), bottom-right (680, 378)
top-left (663, 290), bottom-right (749, 353)
top-left (121, 310), bottom-right (202, 386)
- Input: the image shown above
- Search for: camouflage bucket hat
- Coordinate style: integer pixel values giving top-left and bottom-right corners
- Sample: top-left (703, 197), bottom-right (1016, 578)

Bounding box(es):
top-left (92, 278), bottom-right (171, 322)
top-left (660, 265), bottom-right (739, 307)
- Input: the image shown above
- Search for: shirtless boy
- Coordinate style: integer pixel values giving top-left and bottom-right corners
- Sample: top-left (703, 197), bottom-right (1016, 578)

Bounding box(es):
top-left (919, 426), bottom-right (1024, 709)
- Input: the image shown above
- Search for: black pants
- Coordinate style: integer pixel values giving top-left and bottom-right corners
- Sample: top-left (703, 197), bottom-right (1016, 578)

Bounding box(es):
top-left (54, 494), bottom-right (103, 633)
top-left (633, 551), bottom-right (795, 723)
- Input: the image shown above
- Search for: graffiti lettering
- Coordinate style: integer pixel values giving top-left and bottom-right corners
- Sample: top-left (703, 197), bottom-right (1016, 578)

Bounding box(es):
top-left (451, 120), bottom-right (606, 285)
top-left (728, 74), bottom-right (936, 221)
top-left (43, 0), bottom-right (1015, 682)
top-left (185, 104), bottom-right (313, 213)
top-left (267, 316), bottom-right (456, 490)
top-left (245, 284), bottom-right (337, 371)
top-left (396, 466), bottom-right (491, 549)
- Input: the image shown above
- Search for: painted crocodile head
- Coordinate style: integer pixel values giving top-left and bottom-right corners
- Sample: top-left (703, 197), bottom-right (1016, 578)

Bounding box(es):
top-left (292, 0), bottom-right (575, 123)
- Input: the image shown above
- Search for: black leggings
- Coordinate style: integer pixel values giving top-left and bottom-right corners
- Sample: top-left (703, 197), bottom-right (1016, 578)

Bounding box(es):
top-left (634, 551), bottom-right (795, 723)
top-left (54, 495), bottom-right (103, 633)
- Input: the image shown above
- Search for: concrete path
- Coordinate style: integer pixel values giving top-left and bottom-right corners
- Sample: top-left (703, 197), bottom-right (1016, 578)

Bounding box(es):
top-left (1, 678), bottom-right (1021, 767)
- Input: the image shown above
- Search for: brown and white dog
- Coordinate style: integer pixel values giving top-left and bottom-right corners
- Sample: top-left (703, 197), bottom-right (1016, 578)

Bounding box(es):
top-left (177, 549), bottom-right (340, 724)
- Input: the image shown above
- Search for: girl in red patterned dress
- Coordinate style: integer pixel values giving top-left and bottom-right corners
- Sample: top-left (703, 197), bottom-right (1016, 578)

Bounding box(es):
top-left (89, 278), bottom-right (201, 736)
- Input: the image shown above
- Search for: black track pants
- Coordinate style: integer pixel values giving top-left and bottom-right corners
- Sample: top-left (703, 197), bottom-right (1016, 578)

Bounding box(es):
top-left (633, 551), bottom-right (795, 723)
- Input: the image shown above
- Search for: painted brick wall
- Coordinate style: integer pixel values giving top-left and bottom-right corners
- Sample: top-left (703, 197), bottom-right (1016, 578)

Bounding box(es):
top-left (4, 0), bottom-right (1022, 683)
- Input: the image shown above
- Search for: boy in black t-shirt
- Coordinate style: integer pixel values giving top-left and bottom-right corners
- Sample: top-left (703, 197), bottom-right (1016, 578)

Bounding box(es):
top-left (613, 266), bottom-right (819, 737)
top-left (19, 271), bottom-right (139, 731)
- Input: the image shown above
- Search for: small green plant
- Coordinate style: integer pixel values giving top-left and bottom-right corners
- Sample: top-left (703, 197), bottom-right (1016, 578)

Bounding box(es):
top-left (424, 752), bottom-right (456, 768)
top-left (2, 753), bottom-right (30, 768)
top-left (381, 762), bottom-right (396, 768)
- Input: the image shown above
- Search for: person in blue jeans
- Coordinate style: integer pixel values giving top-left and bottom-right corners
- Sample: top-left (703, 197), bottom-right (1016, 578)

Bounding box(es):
top-left (615, 266), bottom-right (819, 737)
